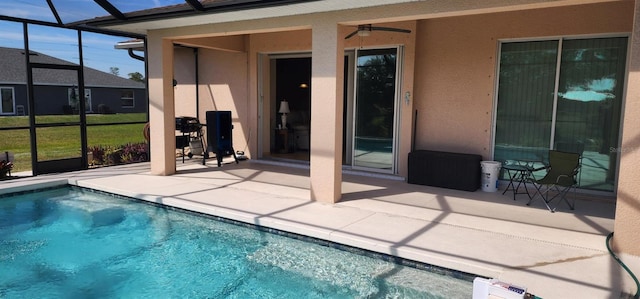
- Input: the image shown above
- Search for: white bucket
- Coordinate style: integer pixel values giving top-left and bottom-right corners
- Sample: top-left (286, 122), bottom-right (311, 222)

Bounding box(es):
top-left (480, 161), bottom-right (502, 192)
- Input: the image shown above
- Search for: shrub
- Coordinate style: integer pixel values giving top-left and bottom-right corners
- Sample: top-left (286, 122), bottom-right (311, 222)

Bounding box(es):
top-left (121, 143), bottom-right (148, 163)
top-left (104, 147), bottom-right (122, 165)
top-left (87, 142), bottom-right (148, 167)
top-left (87, 145), bottom-right (105, 166)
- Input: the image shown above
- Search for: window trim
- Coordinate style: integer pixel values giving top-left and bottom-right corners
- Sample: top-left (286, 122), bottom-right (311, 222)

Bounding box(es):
top-left (120, 89), bottom-right (135, 108)
top-left (0, 86), bottom-right (16, 115)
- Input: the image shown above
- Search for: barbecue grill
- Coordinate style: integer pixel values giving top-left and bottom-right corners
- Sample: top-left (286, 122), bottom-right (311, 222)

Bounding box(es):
top-left (175, 116), bottom-right (206, 163)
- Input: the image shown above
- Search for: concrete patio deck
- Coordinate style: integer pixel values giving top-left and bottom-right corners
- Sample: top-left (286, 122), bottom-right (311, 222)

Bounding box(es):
top-left (1, 159), bottom-right (638, 298)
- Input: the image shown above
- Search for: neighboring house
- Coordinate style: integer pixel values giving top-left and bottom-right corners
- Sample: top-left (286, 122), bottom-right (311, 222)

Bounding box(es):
top-left (76, 0), bottom-right (640, 257)
top-left (0, 46), bottom-right (145, 116)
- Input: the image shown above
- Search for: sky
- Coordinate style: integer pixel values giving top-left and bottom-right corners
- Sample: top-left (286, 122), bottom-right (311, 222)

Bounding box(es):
top-left (0, 0), bottom-right (188, 78)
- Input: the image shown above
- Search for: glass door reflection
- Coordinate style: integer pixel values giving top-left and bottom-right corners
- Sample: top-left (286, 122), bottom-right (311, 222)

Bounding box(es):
top-left (353, 48), bottom-right (398, 171)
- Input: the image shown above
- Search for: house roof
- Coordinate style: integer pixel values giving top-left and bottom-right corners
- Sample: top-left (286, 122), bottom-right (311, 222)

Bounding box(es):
top-left (0, 47), bottom-right (144, 89)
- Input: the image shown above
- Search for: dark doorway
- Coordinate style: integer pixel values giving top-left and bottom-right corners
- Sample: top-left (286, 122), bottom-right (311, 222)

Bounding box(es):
top-left (272, 57), bottom-right (311, 161)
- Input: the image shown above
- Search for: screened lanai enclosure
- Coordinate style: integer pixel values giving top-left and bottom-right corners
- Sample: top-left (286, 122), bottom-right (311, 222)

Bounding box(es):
top-left (0, 1), bottom-right (156, 176)
top-left (0, 0), bottom-right (314, 177)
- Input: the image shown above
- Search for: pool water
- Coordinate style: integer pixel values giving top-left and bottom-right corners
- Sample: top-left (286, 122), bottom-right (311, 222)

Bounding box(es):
top-left (0, 187), bottom-right (473, 298)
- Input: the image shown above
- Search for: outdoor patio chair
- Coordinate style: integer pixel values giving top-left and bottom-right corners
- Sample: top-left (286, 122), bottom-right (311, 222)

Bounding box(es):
top-left (526, 150), bottom-right (580, 212)
top-left (555, 140), bottom-right (585, 183)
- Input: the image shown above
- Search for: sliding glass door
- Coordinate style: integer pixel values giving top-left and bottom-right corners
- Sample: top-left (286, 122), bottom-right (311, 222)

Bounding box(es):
top-left (352, 48), bottom-right (400, 172)
top-left (495, 37), bottom-right (627, 191)
top-left (495, 41), bottom-right (557, 162)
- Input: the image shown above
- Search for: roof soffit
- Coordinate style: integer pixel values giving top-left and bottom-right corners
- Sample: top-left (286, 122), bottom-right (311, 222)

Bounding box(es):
top-left (176, 35), bottom-right (247, 52)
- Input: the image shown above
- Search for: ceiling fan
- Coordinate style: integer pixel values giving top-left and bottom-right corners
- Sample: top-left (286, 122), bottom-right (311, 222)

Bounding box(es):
top-left (344, 24), bottom-right (411, 39)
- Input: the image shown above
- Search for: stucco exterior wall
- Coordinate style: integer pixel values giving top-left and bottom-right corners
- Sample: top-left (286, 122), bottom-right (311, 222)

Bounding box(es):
top-left (251, 30), bottom-right (312, 53)
top-left (171, 0), bottom-right (633, 171)
top-left (616, 0), bottom-right (640, 256)
top-left (413, 1), bottom-right (633, 159)
top-left (174, 47), bottom-right (198, 118)
top-left (173, 46), bottom-right (249, 155)
top-left (147, 35), bottom-right (176, 175)
top-left (199, 48), bottom-right (249, 154)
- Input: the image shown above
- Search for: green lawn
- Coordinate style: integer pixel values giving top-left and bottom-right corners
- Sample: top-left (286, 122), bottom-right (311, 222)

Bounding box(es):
top-left (0, 113), bottom-right (148, 173)
top-left (0, 113), bottom-right (147, 127)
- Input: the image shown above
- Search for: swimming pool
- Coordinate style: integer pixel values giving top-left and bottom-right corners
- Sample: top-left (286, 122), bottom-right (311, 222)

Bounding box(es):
top-left (0, 186), bottom-right (473, 298)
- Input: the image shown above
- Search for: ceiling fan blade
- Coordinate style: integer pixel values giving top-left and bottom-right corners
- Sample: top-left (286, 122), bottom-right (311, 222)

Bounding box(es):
top-left (344, 24), bottom-right (410, 39)
top-left (370, 26), bottom-right (411, 34)
top-left (344, 29), bottom-right (359, 39)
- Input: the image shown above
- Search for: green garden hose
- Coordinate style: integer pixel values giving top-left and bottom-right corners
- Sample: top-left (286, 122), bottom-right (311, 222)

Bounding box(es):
top-left (606, 232), bottom-right (640, 299)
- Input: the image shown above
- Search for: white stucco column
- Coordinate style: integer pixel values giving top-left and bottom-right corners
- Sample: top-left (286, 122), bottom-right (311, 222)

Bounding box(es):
top-left (310, 22), bottom-right (344, 203)
top-left (147, 34), bottom-right (176, 175)
top-left (614, 0), bottom-right (640, 256)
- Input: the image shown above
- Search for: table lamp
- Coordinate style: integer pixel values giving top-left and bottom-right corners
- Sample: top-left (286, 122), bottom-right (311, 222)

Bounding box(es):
top-left (279, 100), bottom-right (290, 129)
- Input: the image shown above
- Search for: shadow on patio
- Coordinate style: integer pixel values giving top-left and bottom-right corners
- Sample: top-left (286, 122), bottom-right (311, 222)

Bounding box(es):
top-left (176, 158), bottom-right (615, 237)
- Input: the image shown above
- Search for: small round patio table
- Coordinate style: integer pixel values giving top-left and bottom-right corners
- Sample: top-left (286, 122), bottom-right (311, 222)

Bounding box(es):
top-left (501, 163), bottom-right (533, 200)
